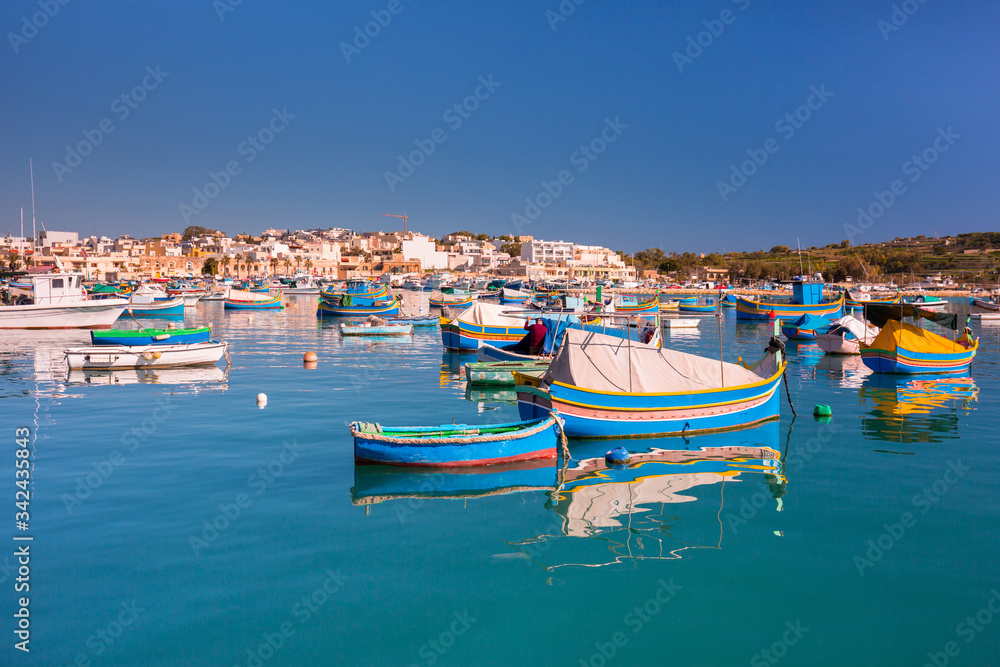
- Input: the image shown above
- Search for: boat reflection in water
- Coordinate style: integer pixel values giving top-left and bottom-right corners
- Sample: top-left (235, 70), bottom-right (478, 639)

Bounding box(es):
top-left (66, 365), bottom-right (229, 390)
top-left (351, 459), bottom-right (558, 507)
top-left (810, 354), bottom-right (872, 389)
top-left (859, 374), bottom-right (978, 445)
top-left (505, 421), bottom-right (786, 568)
top-left (464, 384), bottom-right (516, 405)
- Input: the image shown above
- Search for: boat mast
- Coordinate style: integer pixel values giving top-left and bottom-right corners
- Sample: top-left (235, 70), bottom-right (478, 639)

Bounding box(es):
top-left (30, 159), bottom-right (37, 255)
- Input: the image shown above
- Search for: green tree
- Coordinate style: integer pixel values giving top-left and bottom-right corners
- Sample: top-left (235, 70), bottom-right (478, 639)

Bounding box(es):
top-left (201, 257), bottom-right (218, 275)
top-left (769, 245), bottom-right (790, 254)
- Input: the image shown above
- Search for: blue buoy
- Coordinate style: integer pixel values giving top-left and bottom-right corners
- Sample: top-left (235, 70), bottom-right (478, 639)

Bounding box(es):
top-left (605, 446), bottom-right (630, 465)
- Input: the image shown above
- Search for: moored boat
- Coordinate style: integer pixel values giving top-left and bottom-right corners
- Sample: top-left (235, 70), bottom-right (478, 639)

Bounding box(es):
top-left (224, 290), bottom-right (284, 310)
top-left (816, 315), bottom-right (878, 355)
top-left (736, 280), bottom-right (843, 321)
top-left (661, 318), bottom-right (700, 329)
top-left (515, 328), bottom-right (786, 438)
top-left (126, 297), bottom-right (185, 316)
top-left (349, 416), bottom-right (563, 467)
top-left (0, 273), bottom-right (127, 329)
top-left (904, 295), bottom-right (948, 309)
top-left (91, 326), bottom-right (212, 346)
top-left (780, 313), bottom-right (830, 340)
top-left (441, 302), bottom-right (530, 350)
top-left (429, 294), bottom-right (475, 308)
top-left (64, 340), bottom-right (229, 370)
top-left (860, 320), bottom-right (976, 374)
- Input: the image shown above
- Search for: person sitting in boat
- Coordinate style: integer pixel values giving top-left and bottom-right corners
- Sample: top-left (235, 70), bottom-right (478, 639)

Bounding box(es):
top-left (511, 318), bottom-right (548, 355)
top-left (958, 326), bottom-right (975, 348)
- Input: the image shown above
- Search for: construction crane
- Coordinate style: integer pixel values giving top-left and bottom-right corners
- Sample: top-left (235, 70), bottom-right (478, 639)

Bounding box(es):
top-left (382, 213), bottom-right (407, 233)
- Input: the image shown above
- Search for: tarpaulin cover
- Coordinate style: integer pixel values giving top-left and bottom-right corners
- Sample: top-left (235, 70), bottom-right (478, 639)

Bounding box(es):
top-left (456, 301), bottom-right (529, 327)
top-left (787, 314), bottom-right (831, 330)
top-left (544, 328), bottom-right (766, 393)
top-left (864, 304), bottom-right (959, 331)
top-left (867, 319), bottom-right (968, 354)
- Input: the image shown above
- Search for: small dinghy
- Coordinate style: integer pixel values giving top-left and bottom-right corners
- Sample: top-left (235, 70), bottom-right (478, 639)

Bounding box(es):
top-left (464, 361), bottom-right (550, 385)
top-left (349, 416), bottom-right (563, 467)
top-left (91, 326), bottom-right (212, 346)
top-left (65, 341), bottom-right (228, 370)
top-left (340, 316), bottom-right (412, 336)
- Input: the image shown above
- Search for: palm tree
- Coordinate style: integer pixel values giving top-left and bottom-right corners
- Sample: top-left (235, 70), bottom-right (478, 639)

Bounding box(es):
top-left (294, 255), bottom-right (303, 272)
top-left (270, 257), bottom-right (279, 276)
top-left (234, 253), bottom-right (245, 279)
top-left (220, 255), bottom-right (231, 276)
top-left (283, 257), bottom-right (293, 274)
top-left (304, 258), bottom-right (313, 274)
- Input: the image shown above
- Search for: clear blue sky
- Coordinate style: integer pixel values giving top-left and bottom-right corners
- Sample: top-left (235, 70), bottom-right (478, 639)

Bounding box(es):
top-left (1, 0), bottom-right (997, 252)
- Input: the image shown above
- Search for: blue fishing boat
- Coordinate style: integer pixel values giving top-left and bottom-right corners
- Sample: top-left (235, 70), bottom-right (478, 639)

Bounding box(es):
top-left (320, 281), bottom-right (389, 300)
top-left (317, 294), bottom-right (400, 317)
top-left (441, 302), bottom-right (531, 350)
top-left (349, 415), bottom-right (563, 467)
top-left (781, 313), bottom-right (830, 340)
top-left (126, 297), bottom-right (185, 316)
top-left (224, 290), bottom-right (283, 310)
top-left (678, 303), bottom-right (715, 314)
top-left (389, 314), bottom-right (439, 326)
top-left (736, 280), bottom-right (843, 321)
top-left (90, 326), bottom-right (212, 346)
top-left (339, 322), bottom-right (412, 336)
top-left (499, 288), bottom-right (533, 304)
top-left (516, 328), bottom-right (785, 438)
top-left (861, 320), bottom-right (976, 374)
top-left (429, 294), bottom-right (475, 308)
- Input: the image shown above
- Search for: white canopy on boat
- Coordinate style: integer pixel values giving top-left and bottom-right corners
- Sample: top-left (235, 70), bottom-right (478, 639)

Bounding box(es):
top-left (828, 314), bottom-right (879, 343)
top-left (456, 301), bottom-right (529, 327)
top-left (544, 328), bottom-right (768, 393)
top-left (227, 289), bottom-right (274, 302)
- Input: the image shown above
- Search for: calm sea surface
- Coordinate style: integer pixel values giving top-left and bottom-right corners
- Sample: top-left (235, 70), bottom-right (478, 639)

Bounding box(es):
top-left (1, 293), bottom-right (997, 666)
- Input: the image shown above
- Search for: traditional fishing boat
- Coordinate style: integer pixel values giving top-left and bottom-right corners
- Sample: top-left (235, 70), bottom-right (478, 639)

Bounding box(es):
top-left (0, 273), bottom-right (127, 329)
top-left (720, 294), bottom-right (739, 307)
top-left (861, 320), bottom-right (976, 374)
top-left (499, 288), bottom-right (533, 305)
top-left (429, 294), bottom-right (475, 308)
top-left (815, 315), bottom-right (879, 355)
top-left (464, 361), bottom-right (550, 385)
top-left (91, 326), bottom-right (212, 346)
top-left (224, 289), bottom-right (283, 310)
top-left (678, 303), bottom-right (715, 314)
top-left (339, 322), bottom-right (413, 336)
top-left (126, 284), bottom-right (185, 316)
top-left (611, 294), bottom-right (659, 315)
top-left (317, 293), bottom-right (400, 317)
top-left (64, 340), bottom-right (229, 370)
top-left (515, 328), bottom-right (786, 438)
top-left (735, 280), bottom-right (843, 321)
top-left (780, 313), bottom-right (830, 340)
top-left (321, 281), bottom-right (389, 300)
top-left (440, 302), bottom-right (530, 350)
top-left (349, 415), bottom-right (563, 467)
top-left (658, 300), bottom-right (679, 312)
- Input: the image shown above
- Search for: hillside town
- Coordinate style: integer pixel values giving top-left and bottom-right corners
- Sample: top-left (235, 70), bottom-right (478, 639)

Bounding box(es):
top-left (0, 226), bottom-right (648, 285)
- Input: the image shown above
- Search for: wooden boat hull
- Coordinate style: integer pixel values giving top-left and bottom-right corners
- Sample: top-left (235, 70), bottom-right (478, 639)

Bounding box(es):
top-left (429, 296), bottom-right (474, 308)
top-left (224, 294), bottom-right (283, 309)
top-left (317, 297), bottom-right (400, 317)
top-left (126, 297), bottom-right (185, 316)
top-left (781, 325), bottom-right (818, 340)
top-left (91, 326), bottom-right (212, 346)
top-left (614, 296), bottom-right (660, 316)
top-left (515, 366), bottom-right (785, 439)
top-left (441, 320), bottom-right (524, 351)
top-left (735, 296), bottom-right (843, 321)
top-left (816, 333), bottom-right (861, 355)
top-left (390, 315), bottom-right (438, 326)
top-left (339, 323), bottom-right (413, 336)
top-left (350, 416), bottom-right (562, 467)
top-left (861, 321), bottom-right (977, 374)
top-left (971, 298), bottom-right (1000, 311)
top-left (678, 304), bottom-right (714, 313)
top-left (0, 299), bottom-right (127, 330)
top-left (661, 318), bottom-right (700, 329)
top-left (65, 341), bottom-right (228, 370)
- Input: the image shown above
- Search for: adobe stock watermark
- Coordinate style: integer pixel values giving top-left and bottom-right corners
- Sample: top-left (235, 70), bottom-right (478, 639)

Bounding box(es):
top-left (407, 611), bottom-right (477, 667)
top-left (7, 0), bottom-right (72, 54)
top-left (843, 126), bottom-right (959, 243)
top-left (878, 0), bottom-right (931, 41)
top-left (511, 116), bottom-right (628, 234)
top-left (546, 0), bottom-right (585, 31)
top-left (232, 569), bottom-right (348, 667)
top-left (854, 459), bottom-right (969, 576)
top-left (717, 84), bottom-right (833, 202)
top-left (213, 0), bottom-right (246, 21)
top-left (578, 579), bottom-right (682, 667)
top-left (51, 65), bottom-right (170, 183)
top-left (384, 75), bottom-right (502, 192)
top-left (340, 0), bottom-right (412, 63)
top-left (63, 599), bottom-right (146, 664)
top-left (179, 106), bottom-right (295, 223)
top-left (672, 0), bottom-right (751, 73)
top-left (61, 397), bottom-right (175, 514)
top-left (921, 589), bottom-right (1000, 667)
top-left (750, 620), bottom-right (810, 666)
top-left (189, 439), bottom-right (304, 556)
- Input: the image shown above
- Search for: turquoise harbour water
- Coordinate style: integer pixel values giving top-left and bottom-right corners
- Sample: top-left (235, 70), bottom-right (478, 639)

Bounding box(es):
top-left (1, 293), bottom-right (998, 666)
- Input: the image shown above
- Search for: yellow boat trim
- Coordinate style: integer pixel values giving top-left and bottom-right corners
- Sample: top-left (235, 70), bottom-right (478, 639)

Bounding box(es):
top-left (550, 362), bottom-right (785, 398)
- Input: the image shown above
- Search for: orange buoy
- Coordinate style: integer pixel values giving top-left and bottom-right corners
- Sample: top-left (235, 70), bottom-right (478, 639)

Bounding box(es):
top-left (303, 351), bottom-right (318, 363)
